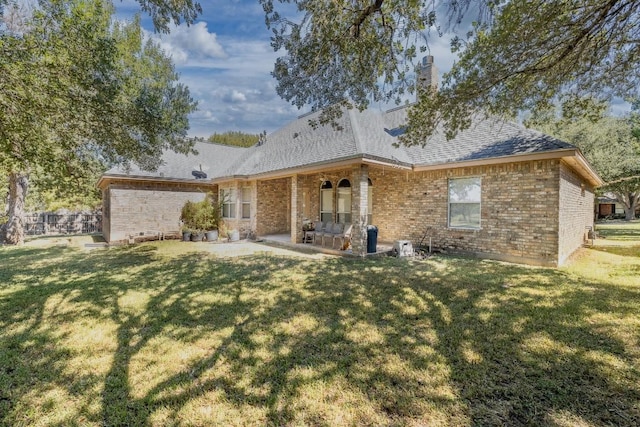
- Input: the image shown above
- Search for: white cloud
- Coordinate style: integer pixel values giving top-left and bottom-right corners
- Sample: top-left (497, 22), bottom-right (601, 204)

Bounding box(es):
top-left (148, 21), bottom-right (226, 63)
top-left (230, 90), bottom-right (247, 103)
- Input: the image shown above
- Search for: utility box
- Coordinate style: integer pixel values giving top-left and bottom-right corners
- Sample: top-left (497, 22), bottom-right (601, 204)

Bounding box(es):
top-left (393, 240), bottom-right (413, 257)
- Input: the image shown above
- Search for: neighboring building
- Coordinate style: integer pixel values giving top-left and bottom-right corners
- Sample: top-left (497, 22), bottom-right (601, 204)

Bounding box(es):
top-left (596, 196), bottom-right (635, 219)
top-left (98, 105), bottom-right (602, 267)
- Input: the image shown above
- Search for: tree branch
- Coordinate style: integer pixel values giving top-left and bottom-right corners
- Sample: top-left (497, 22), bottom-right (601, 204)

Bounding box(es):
top-left (350, 0), bottom-right (384, 38)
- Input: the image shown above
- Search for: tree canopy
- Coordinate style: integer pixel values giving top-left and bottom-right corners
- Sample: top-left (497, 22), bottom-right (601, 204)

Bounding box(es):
top-left (261, 0), bottom-right (640, 144)
top-left (525, 100), bottom-right (640, 220)
top-left (207, 131), bottom-right (260, 148)
top-left (0, 0), bottom-right (198, 243)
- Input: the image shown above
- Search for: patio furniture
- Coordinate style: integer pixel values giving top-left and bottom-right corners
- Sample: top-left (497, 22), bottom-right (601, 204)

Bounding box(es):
top-left (314, 221), bottom-right (334, 245)
top-left (322, 222), bottom-right (344, 247)
top-left (333, 223), bottom-right (352, 250)
top-left (309, 221), bottom-right (326, 244)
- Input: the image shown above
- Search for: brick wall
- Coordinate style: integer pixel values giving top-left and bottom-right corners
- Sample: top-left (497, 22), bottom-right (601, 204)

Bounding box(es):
top-left (256, 177), bottom-right (290, 235)
top-left (369, 160), bottom-right (563, 265)
top-left (105, 180), bottom-right (211, 242)
top-left (558, 161), bottom-right (594, 264)
top-left (104, 158), bottom-right (593, 265)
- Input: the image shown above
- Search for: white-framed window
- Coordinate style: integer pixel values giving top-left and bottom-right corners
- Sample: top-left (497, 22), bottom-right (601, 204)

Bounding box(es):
top-left (320, 181), bottom-right (334, 222)
top-left (367, 178), bottom-right (373, 225)
top-left (221, 188), bottom-right (236, 219)
top-left (337, 179), bottom-right (352, 223)
top-left (448, 177), bottom-right (481, 229)
top-left (241, 187), bottom-right (251, 219)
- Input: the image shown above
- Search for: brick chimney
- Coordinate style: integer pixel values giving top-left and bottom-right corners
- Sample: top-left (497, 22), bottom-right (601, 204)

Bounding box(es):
top-left (416, 55), bottom-right (438, 93)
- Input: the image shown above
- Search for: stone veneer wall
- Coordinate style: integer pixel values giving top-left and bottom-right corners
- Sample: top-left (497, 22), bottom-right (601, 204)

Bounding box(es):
top-left (370, 159), bottom-right (564, 265)
top-left (256, 178), bottom-right (290, 235)
top-left (105, 180), bottom-right (211, 243)
top-left (558, 161), bottom-right (594, 264)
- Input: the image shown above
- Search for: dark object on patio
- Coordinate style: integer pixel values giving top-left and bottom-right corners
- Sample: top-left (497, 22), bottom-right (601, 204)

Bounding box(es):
top-left (366, 225), bottom-right (378, 253)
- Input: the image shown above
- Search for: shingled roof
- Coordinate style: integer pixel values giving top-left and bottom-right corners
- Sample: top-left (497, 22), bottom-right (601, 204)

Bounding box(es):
top-left (101, 142), bottom-right (247, 182)
top-left (99, 105), bottom-right (601, 186)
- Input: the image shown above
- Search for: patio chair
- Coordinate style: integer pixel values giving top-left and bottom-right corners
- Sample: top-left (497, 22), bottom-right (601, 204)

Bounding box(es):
top-left (322, 222), bottom-right (344, 247)
top-left (333, 223), bottom-right (352, 250)
top-left (310, 221), bottom-right (327, 244)
top-left (313, 221), bottom-right (335, 246)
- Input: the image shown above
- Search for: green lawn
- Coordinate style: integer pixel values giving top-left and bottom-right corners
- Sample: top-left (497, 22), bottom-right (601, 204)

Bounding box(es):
top-left (1, 228), bottom-right (639, 426)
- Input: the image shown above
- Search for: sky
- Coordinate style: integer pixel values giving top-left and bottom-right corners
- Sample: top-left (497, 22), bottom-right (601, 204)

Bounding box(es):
top-left (116, 1), bottom-right (630, 139)
top-left (115, 0), bottom-right (461, 139)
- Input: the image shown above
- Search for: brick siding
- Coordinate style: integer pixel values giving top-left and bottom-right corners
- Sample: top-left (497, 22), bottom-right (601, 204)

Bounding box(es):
top-left (369, 160), bottom-right (562, 265)
top-left (558, 161), bottom-right (594, 264)
top-left (105, 180), bottom-right (211, 242)
top-left (256, 178), bottom-right (290, 235)
top-left (104, 158), bottom-right (593, 266)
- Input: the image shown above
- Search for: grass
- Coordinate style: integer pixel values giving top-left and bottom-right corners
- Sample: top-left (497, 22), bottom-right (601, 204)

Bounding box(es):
top-left (1, 226), bottom-right (639, 426)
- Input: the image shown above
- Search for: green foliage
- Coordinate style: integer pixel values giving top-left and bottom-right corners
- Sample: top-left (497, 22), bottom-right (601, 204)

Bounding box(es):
top-left (0, 0), bottom-right (202, 33)
top-left (261, 0), bottom-right (640, 145)
top-left (207, 131), bottom-right (260, 147)
top-left (525, 100), bottom-right (640, 219)
top-left (0, 0), bottom-right (198, 241)
top-left (180, 195), bottom-right (222, 232)
top-left (525, 100), bottom-right (640, 184)
top-left (134, 0), bottom-right (201, 33)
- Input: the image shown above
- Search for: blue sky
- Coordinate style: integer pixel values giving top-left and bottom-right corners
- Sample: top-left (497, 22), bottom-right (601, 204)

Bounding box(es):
top-left (115, 0), bottom-right (460, 138)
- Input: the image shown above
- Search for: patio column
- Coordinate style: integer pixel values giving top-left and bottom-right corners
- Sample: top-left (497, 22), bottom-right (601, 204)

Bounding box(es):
top-left (290, 174), bottom-right (304, 243)
top-left (351, 164), bottom-right (369, 256)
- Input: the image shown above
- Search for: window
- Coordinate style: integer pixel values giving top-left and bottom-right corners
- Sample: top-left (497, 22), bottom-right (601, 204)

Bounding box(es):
top-left (337, 179), bottom-right (352, 223)
top-left (241, 187), bottom-right (251, 219)
top-left (449, 177), bottom-right (481, 229)
top-left (221, 188), bottom-right (236, 219)
top-left (320, 181), bottom-right (334, 222)
top-left (367, 178), bottom-right (373, 225)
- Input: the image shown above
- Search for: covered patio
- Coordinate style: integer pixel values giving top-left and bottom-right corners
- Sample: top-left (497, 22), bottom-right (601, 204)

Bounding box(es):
top-left (259, 232), bottom-right (393, 257)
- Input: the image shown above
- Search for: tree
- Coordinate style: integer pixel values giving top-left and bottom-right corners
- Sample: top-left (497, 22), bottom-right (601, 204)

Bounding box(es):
top-left (525, 100), bottom-right (640, 220)
top-left (0, 0), bottom-right (197, 244)
top-left (260, 0), bottom-right (640, 144)
top-left (207, 131), bottom-right (260, 147)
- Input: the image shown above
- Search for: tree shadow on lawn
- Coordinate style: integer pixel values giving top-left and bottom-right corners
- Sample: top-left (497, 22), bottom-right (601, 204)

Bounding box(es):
top-left (1, 246), bottom-right (639, 426)
top-left (596, 226), bottom-right (640, 239)
top-left (590, 244), bottom-right (640, 258)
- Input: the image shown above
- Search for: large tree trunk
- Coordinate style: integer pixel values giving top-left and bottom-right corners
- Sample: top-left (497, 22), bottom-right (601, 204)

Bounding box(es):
top-left (4, 171), bottom-right (29, 245)
top-left (615, 191), bottom-right (640, 221)
top-left (626, 192), bottom-right (640, 221)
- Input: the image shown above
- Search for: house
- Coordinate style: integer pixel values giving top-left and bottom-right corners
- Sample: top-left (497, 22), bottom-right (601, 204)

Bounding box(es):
top-left (596, 196), bottom-right (636, 219)
top-left (98, 104), bottom-right (602, 267)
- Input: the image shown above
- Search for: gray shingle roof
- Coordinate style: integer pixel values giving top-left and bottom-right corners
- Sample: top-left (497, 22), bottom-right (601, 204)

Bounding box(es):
top-left (104, 142), bottom-right (247, 180)
top-left (102, 106), bottom-right (576, 182)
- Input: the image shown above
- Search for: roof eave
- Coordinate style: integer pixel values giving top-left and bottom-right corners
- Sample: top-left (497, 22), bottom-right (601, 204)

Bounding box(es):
top-left (210, 155), bottom-right (412, 183)
top-left (413, 148), bottom-right (603, 187)
top-left (97, 174), bottom-right (213, 189)
top-left (563, 149), bottom-right (604, 187)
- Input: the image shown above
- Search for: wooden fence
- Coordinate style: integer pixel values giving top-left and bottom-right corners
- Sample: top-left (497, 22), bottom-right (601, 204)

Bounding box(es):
top-left (23, 212), bottom-right (102, 236)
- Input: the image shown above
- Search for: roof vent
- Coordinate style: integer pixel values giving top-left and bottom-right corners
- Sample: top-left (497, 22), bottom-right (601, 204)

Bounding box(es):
top-left (192, 170), bottom-right (207, 179)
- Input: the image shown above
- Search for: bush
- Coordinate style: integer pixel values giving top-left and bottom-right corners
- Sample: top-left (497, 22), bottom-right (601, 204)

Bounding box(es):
top-left (180, 195), bottom-right (222, 233)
